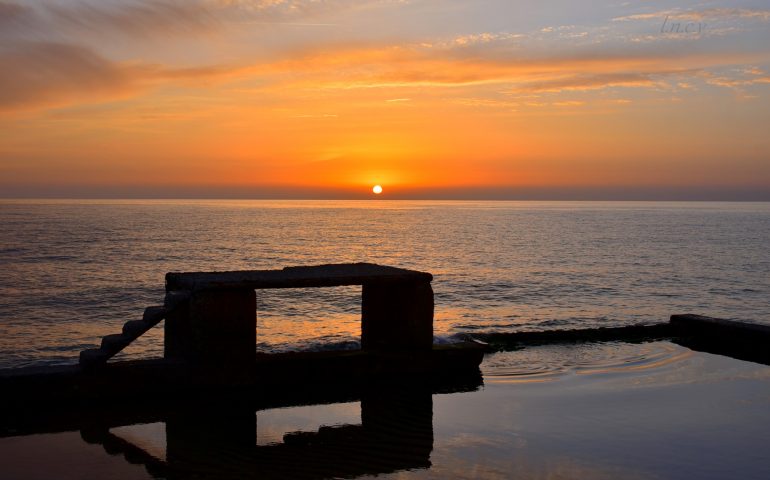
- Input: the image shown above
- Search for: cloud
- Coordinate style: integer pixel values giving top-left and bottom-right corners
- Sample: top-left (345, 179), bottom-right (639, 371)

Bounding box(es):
top-left (705, 74), bottom-right (770, 89)
top-left (0, 40), bottom-right (247, 112)
top-left (0, 1), bottom-right (217, 39)
top-left (0, 0), bottom-right (404, 40)
top-left (0, 1), bottom-right (28, 22)
top-left (614, 8), bottom-right (770, 22)
top-left (510, 72), bottom-right (658, 93)
top-left (0, 42), bottom-right (141, 110)
top-left (2, 33), bottom-right (767, 113)
top-left (449, 32), bottom-right (525, 47)
top-left (697, 67), bottom-right (770, 94)
top-left (263, 40), bottom-right (764, 94)
top-left (215, 0), bottom-right (402, 20)
top-left (3, 6), bottom-right (770, 114)
top-left (47, 1), bottom-right (217, 37)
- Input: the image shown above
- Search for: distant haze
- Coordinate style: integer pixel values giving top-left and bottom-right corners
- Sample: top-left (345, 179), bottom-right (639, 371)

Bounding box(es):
top-left (2, 184), bottom-right (767, 201)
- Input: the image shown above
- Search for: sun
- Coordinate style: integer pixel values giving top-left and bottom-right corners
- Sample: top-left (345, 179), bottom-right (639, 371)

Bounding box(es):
top-left (372, 185), bottom-right (383, 194)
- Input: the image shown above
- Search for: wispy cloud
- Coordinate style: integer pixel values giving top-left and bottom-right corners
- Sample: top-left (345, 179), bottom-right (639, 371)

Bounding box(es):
top-left (262, 40), bottom-right (767, 93)
top-left (3, 32), bottom-right (768, 113)
top-left (512, 73), bottom-right (660, 93)
top-left (0, 1), bottom-right (216, 39)
top-left (0, 42), bottom-right (142, 111)
top-left (704, 68), bottom-right (770, 89)
top-left (0, 0), bottom-right (406, 111)
top-left (2, 2), bottom-right (770, 113)
top-left (0, 40), bottom-right (247, 111)
top-left (214, 0), bottom-right (405, 22)
top-left (614, 8), bottom-right (770, 22)
top-left (0, 0), bottom-right (401, 39)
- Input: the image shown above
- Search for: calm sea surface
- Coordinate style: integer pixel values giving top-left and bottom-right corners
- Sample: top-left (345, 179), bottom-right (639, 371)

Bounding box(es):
top-left (0, 200), bottom-right (768, 368)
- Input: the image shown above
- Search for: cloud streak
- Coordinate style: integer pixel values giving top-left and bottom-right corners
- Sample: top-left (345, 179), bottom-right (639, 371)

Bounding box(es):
top-left (0, 40), bottom-right (250, 111)
top-left (3, 35), bottom-right (769, 113)
top-left (0, 42), bottom-right (140, 111)
top-left (2, 2), bottom-right (769, 113)
top-left (257, 42), bottom-right (768, 94)
top-left (614, 8), bottom-right (770, 22)
top-left (0, 1), bottom-right (217, 39)
top-left (0, 0), bottom-right (403, 39)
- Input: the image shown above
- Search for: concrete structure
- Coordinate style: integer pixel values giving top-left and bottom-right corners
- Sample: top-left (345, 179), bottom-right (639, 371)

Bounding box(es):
top-left (78, 263), bottom-right (438, 369)
top-left (0, 263), bottom-right (484, 416)
top-left (163, 263), bottom-right (435, 368)
top-left (4, 261), bottom-right (766, 426)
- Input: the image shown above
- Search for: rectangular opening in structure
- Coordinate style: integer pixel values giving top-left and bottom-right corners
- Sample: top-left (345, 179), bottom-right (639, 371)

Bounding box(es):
top-left (255, 285), bottom-right (362, 354)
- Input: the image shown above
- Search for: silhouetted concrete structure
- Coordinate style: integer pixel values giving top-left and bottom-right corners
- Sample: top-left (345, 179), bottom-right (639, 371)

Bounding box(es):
top-left (670, 314), bottom-right (770, 365)
top-left (2, 260), bottom-right (766, 432)
top-left (164, 288), bottom-right (256, 369)
top-left (163, 264), bottom-right (436, 370)
top-left (0, 263), bottom-right (485, 416)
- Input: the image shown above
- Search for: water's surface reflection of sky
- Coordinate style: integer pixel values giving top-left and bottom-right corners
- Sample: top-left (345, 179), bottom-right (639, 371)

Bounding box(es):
top-left (2, 342), bottom-right (770, 480)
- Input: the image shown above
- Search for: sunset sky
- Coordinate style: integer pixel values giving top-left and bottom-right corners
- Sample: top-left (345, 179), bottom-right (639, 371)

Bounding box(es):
top-left (1, 0), bottom-right (769, 199)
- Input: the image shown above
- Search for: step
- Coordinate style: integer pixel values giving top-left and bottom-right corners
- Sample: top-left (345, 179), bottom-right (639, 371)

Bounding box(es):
top-left (101, 333), bottom-right (132, 354)
top-left (122, 306), bottom-right (167, 338)
top-left (122, 319), bottom-right (149, 337)
top-left (143, 306), bottom-right (166, 324)
top-left (81, 305), bottom-right (168, 368)
top-left (79, 348), bottom-right (111, 367)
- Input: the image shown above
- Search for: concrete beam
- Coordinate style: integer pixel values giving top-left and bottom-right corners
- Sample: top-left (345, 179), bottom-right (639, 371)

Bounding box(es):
top-left (166, 263), bottom-right (432, 292)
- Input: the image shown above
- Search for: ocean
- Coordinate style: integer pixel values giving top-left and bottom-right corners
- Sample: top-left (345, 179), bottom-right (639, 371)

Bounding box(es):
top-left (1, 200), bottom-right (768, 369)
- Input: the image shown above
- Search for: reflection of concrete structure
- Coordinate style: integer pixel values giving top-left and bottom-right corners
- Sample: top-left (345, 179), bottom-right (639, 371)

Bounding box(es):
top-left (75, 383), bottom-right (446, 480)
top-left (164, 390), bottom-right (433, 479)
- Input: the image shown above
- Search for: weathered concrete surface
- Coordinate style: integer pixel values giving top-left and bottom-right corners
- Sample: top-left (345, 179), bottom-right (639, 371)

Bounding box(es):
top-left (473, 316), bottom-right (770, 366)
top-left (361, 282), bottom-right (434, 350)
top-left (476, 323), bottom-right (675, 349)
top-left (166, 263), bottom-right (432, 292)
top-left (164, 288), bottom-right (256, 371)
top-left (670, 314), bottom-right (770, 336)
top-left (165, 264), bottom-right (435, 357)
top-left (670, 314), bottom-right (770, 365)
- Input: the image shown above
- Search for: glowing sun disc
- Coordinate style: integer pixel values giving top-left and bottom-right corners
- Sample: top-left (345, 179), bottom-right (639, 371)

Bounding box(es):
top-left (372, 185), bottom-right (383, 194)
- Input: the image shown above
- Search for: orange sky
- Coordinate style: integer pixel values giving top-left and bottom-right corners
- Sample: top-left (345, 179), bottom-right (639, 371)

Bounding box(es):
top-left (1, 1), bottom-right (769, 199)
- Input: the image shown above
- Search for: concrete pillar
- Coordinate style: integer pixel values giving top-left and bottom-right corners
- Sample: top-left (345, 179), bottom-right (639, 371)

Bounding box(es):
top-left (164, 291), bottom-right (191, 362)
top-left (164, 289), bottom-right (256, 368)
top-left (361, 281), bottom-right (433, 351)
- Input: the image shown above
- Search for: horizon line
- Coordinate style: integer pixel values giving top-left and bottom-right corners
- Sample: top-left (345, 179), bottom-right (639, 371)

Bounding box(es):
top-left (2, 185), bottom-right (769, 201)
top-left (2, 197), bottom-right (769, 203)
